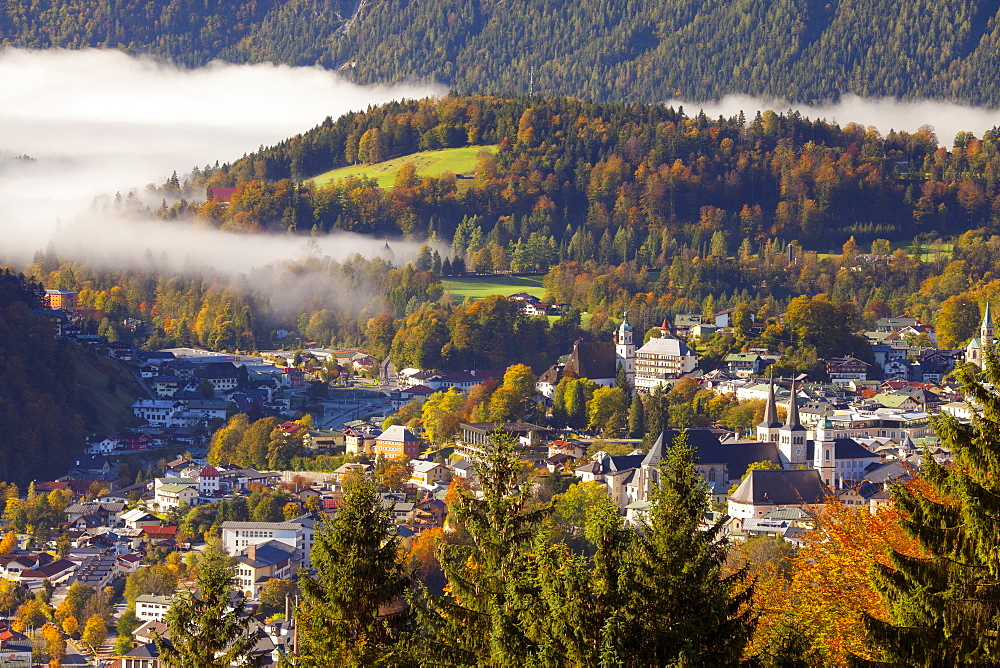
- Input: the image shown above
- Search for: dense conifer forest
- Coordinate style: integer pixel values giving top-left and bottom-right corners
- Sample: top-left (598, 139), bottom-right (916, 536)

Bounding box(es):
top-left (6, 0), bottom-right (1000, 104)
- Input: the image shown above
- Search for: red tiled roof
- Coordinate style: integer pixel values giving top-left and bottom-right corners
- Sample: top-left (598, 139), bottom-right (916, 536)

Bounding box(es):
top-left (142, 526), bottom-right (178, 536)
top-left (199, 465), bottom-right (220, 477)
top-left (209, 187), bottom-right (237, 201)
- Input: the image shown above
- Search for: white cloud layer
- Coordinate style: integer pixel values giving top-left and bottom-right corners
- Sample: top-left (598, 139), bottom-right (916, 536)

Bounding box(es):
top-left (0, 47), bottom-right (444, 269)
top-left (2, 47), bottom-right (1000, 277)
top-left (669, 94), bottom-right (1000, 145)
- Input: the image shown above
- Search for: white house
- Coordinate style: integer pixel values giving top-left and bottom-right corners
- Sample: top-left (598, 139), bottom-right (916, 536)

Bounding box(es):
top-left (135, 594), bottom-right (174, 622)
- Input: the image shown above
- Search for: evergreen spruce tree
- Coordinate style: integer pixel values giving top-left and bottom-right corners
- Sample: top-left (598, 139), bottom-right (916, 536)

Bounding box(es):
top-left (411, 430), bottom-right (551, 664)
top-left (566, 380), bottom-right (587, 430)
top-left (297, 478), bottom-right (408, 666)
top-left (530, 493), bottom-right (635, 666)
top-left (865, 347), bottom-right (1000, 663)
top-left (628, 392), bottom-right (645, 439)
top-left (615, 363), bottom-right (631, 398)
top-left (628, 431), bottom-right (755, 664)
top-left (155, 547), bottom-right (259, 668)
top-left (644, 388), bottom-right (667, 446)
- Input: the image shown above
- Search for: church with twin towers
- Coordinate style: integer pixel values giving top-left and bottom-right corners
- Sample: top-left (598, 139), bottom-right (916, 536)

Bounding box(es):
top-left (754, 379), bottom-right (868, 489)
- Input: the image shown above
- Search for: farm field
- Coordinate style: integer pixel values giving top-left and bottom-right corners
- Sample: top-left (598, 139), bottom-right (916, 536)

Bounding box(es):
top-left (309, 145), bottom-right (498, 188)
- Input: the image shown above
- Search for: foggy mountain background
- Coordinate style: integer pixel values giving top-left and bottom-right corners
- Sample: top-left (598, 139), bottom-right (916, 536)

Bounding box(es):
top-left (2, 48), bottom-right (1000, 279)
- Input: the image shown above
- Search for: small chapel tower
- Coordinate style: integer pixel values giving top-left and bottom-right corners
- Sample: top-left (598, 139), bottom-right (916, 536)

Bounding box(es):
top-left (615, 311), bottom-right (636, 386)
top-left (814, 411), bottom-right (837, 489)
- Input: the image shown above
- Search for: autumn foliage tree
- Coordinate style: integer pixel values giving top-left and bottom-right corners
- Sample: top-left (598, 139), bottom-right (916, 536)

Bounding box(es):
top-left (865, 346), bottom-right (1000, 663)
top-left (748, 497), bottom-right (924, 665)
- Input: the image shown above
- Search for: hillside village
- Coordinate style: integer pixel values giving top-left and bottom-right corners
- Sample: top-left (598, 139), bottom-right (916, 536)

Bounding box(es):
top-left (0, 282), bottom-right (992, 665)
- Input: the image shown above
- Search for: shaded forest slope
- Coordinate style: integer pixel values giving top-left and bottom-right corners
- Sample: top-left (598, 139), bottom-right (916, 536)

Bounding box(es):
top-left (5, 0), bottom-right (1000, 104)
top-left (0, 270), bottom-right (143, 485)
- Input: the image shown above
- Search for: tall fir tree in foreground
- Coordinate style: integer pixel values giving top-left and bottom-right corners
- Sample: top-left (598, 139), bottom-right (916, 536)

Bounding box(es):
top-left (628, 431), bottom-right (756, 665)
top-left (156, 547), bottom-right (259, 668)
top-left (529, 491), bottom-right (636, 665)
top-left (297, 478), bottom-right (409, 666)
top-left (866, 346), bottom-right (1000, 663)
top-left (411, 430), bottom-right (552, 665)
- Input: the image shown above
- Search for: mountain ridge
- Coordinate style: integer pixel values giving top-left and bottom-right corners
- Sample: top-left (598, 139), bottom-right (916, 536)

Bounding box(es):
top-left (5, 0), bottom-right (1000, 105)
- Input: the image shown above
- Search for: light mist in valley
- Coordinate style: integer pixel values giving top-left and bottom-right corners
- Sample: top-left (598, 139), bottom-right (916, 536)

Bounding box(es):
top-left (669, 94), bottom-right (1000, 145)
top-left (0, 48), bottom-right (444, 277)
top-left (3, 48), bottom-right (1000, 289)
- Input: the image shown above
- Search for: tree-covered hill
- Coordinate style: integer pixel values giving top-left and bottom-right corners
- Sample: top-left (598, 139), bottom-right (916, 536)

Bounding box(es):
top-left (0, 270), bottom-right (143, 486)
top-left (189, 95), bottom-right (998, 252)
top-left (5, 0), bottom-right (1000, 104)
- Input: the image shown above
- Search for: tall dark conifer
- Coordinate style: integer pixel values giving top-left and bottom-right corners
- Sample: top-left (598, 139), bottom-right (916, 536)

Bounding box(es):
top-left (865, 347), bottom-right (1000, 663)
top-left (411, 430), bottom-right (551, 665)
top-left (297, 479), bottom-right (408, 666)
top-left (628, 431), bottom-right (755, 664)
top-left (628, 392), bottom-right (645, 439)
top-left (155, 548), bottom-right (258, 668)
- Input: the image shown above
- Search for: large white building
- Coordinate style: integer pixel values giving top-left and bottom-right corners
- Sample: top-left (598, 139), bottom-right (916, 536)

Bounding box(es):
top-left (135, 594), bottom-right (173, 622)
top-left (221, 518), bottom-right (316, 567)
top-left (633, 335), bottom-right (698, 390)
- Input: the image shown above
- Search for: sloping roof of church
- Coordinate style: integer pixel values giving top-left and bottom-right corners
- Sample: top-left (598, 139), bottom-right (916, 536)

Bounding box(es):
top-left (806, 438), bottom-right (880, 461)
top-left (729, 469), bottom-right (830, 506)
top-left (647, 429), bottom-right (783, 481)
top-left (566, 341), bottom-right (617, 380)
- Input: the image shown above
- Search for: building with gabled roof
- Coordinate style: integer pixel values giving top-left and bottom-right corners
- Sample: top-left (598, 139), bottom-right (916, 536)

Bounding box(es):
top-left (575, 451), bottom-right (646, 507)
top-left (633, 335), bottom-right (698, 390)
top-left (728, 468), bottom-right (831, 521)
top-left (234, 540), bottom-right (299, 598)
top-left (375, 425), bottom-right (421, 459)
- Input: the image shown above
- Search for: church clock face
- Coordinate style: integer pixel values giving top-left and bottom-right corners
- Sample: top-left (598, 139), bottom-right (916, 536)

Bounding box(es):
top-left (795, 449), bottom-right (801, 455)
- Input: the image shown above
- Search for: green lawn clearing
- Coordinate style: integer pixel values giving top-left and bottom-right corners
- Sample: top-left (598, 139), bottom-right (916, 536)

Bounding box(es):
top-left (441, 275), bottom-right (547, 301)
top-left (309, 145), bottom-right (498, 189)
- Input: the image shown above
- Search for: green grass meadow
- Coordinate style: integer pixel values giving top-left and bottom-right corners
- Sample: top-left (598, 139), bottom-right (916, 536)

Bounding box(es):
top-left (441, 275), bottom-right (593, 326)
top-left (441, 275), bottom-right (547, 300)
top-left (309, 145), bottom-right (498, 188)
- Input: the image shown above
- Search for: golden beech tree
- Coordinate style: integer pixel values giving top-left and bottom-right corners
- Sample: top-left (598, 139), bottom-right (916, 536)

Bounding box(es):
top-left (748, 495), bottom-right (925, 665)
top-left (0, 530), bottom-right (17, 554)
top-left (0, 579), bottom-right (18, 615)
top-left (41, 622), bottom-right (66, 662)
top-left (60, 615), bottom-right (78, 637)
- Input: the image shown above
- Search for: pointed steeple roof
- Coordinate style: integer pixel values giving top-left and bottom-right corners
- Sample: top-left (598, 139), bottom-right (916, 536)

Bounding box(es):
top-left (757, 379), bottom-right (782, 429)
top-left (642, 431), bottom-right (668, 468)
top-left (984, 301), bottom-right (993, 327)
top-left (900, 433), bottom-right (916, 451)
top-left (782, 381), bottom-right (806, 432)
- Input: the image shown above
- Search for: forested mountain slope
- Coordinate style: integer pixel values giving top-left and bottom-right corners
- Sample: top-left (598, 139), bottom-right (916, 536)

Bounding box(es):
top-left (5, 0), bottom-right (1000, 104)
top-left (0, 270), bottom-right (143, 486)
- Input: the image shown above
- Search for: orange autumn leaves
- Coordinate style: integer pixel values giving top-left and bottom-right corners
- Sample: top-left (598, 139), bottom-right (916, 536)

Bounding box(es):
top-left (746, 490), bottom-right (927, 665)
